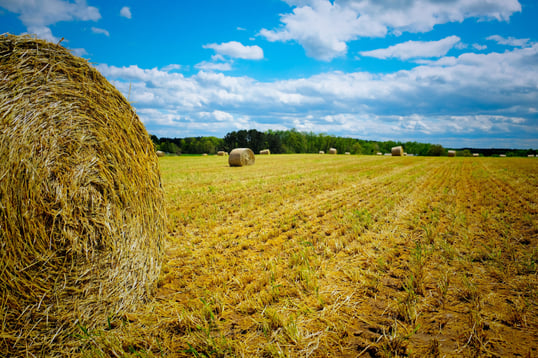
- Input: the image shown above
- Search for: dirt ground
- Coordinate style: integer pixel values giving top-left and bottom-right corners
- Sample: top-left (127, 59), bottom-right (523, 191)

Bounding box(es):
top-left (81, 155), bottom-right (537, 357)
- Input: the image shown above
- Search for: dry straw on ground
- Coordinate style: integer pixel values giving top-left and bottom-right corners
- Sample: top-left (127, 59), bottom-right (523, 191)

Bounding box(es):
top-left (0, 34), bottom-right (166, 356)
top-left (229, 148), bottom-right (255, 166)
top-left (391, 146), bottom-right (404, 156)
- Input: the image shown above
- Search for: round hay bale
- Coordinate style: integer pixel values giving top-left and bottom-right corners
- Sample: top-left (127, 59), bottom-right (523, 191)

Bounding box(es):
top-left (156, 150), bottom-right (166, 157)
top-left (448, 150), bottom-right (456, 157)
top-left (376, 152), bottom-right (383, 156)
top-left (260, 149), bottom-right (270, 155)
top-left (217, 150), bottom-right (226, 156)
top-left (345, 152), bottom-right (350, 155)
top-left (319, 151), bottom-right (325, 154)
top-left (329, 148), bottom-right (337, 154)
top-left (0, 34), bottom-right (166, 354)
top-left (229, 148), bottom-right (255, 166)
top-left (391, 146), bottom-right (403, 156)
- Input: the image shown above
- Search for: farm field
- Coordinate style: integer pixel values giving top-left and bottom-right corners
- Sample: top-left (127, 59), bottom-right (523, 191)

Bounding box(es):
top-left (81, 154), bottom-right (537, 357)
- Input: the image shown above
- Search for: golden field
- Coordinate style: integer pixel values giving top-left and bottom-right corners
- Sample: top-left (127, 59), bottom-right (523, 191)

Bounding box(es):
top-left (80, 154), bottom-right (537, 357)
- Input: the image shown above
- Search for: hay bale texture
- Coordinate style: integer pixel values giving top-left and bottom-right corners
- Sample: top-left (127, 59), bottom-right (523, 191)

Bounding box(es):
top-left (260, 149), bottom-right (270, 155)
top-left (0, 34), bottom-right (166, 354)
top-left (391, 146), bottom-right (403, 156)
top-left (329, 148), bottom-right (337, 154)
top-left (229, 148), bottom-right (255, 166)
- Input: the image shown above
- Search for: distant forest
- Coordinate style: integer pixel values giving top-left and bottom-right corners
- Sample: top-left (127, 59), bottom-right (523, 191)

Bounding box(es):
top-left (151, 129), bottom-right (536, 157)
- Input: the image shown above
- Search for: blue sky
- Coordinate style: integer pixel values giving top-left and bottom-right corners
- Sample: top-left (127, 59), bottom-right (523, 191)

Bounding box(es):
top-left (1, 0), bottom-right (537, 148)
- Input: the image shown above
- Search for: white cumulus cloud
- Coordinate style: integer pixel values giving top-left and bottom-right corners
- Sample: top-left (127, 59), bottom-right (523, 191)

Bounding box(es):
top-left (487, 35), bottom-right (529, 47)
top-left (91, 27), bottom-right (109, 36)
top-left (195, 61), bottom-right (233, 72)
top-left (94, 43), bottom-right (538, 147)
top-left (120, 6), bottom-right (131, 19)
top-left (203, 41), bottom-right (264, 60)
top-left (360, 36), bottom-right (461, 60)
top-left (261, 0), bottom-right (521, 60)
top-left (0, 0), bottom-right (101, 42)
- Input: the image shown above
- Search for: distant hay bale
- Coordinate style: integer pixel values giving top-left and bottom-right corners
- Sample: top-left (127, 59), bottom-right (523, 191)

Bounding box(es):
top-left (0, 34), bottom-right (166, 355)
top-left (260, 149), bottom-right (270, 155)
top-left (500, 154), bottom-right (506, 157)
top-left (345, 152), bottom-right (350, 155)
top-left (319, 151), bottom-right (325, 154)
top-left (376, 152), bottom-right (383, 156)
top-left (156, 150), bottom-right (165, 157)
top-left (391, 146), bottom-right (403, 156)
top-left (473, 153), bottom-right (479, 157)
top-left (448, 150), bottom-right (456, 157)
top-left (203, 153), bottom-right (208, 156)
top-left (217, 151), bottom-right (226, 156)
top-left (528, 154), bottom-right (535, 158)
top-left (329, 148), bottom-right (337, 154)
top-left (229, 148), bottom-right (255, 166)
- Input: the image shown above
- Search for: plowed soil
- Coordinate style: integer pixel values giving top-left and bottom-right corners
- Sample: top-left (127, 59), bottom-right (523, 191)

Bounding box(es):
top-left (83, 155), bottom-right (538, 357)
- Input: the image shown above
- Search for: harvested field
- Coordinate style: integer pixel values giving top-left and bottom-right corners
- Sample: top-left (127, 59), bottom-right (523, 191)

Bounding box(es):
top-left (62, 155), bottom-right (538, 356)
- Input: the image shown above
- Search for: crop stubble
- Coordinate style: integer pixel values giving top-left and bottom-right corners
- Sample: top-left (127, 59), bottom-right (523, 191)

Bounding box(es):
top-left (79, 155), bottom-right (537, 357)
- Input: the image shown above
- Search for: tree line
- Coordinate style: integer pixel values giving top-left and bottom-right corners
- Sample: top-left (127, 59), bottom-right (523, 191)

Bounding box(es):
top-left (150, 129), bottom-right (536, 157)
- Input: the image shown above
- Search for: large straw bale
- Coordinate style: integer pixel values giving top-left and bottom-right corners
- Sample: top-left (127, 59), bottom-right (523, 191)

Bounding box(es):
top-left (0, 34), bottom-right (166, 355)
top-left (391, 146), bottom-right (403, 156)
top-left (217, 150), bottom-right (226, 156)
top-left (229, 148), bottom-right (255, 166)
top-left (448, 150), bottom-right (456, 157)
top-left (156, 150), bottom-right (165, 157)
top-left (260, 149), bottom-right (270, 155)
top-left (329, 148), bottom-right (337, 154)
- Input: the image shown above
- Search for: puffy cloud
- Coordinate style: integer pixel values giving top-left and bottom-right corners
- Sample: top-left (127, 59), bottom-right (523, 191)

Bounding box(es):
top-left (95, 43), bottom-right (538, 147)
top-left (91, 27), bottom-right (109, 36)
top-left (120, 6), bottom-right (131, 19)
top-left (162, 64), bottom-right (183, 72)
top-left (487, 35), bottom-right (529, 47)
top-left (201, 110), bottom-right (234, 122)
top-left (360, 36), bottom-right (461, 60)
top-left (0, 0), bottom-right (100, 42)
top-left (203, 41), bottom-right (264, 60)
top-left (261, 0), bottom-right (521, 60)
top-left (260, 0), bottom-right (368, 61)
top-left (195, 61), bottom-right (233, 72)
